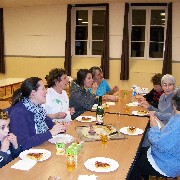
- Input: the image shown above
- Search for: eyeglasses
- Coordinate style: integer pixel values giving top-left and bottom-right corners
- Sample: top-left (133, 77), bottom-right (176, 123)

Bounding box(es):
top-left (162, 83), bottom-right (174, 87)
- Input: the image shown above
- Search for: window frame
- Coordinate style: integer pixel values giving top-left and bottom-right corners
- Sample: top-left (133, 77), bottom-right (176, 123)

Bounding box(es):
top-left (129, 5), bottom-right (168, 60)
top-left (71, 6), bottom-right (106, 57)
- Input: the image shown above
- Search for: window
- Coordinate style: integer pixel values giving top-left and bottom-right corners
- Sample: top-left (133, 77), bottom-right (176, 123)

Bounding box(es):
top-left (130, 6), bottom-right (167, 59)
top-left (72, 7), bottom-right (106, 56)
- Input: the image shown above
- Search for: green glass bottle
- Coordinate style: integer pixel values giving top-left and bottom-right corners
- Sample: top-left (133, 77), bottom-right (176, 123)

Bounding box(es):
top-left (96, 105), bottom-right (104, 125)
top-left (98, 96), bottom-right (102, 105)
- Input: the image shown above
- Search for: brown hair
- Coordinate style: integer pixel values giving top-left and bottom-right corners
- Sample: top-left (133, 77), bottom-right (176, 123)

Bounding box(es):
top-left (151, 73), bottom-right (163, 85)
top-left (45, 68), bottom-right (67, 88)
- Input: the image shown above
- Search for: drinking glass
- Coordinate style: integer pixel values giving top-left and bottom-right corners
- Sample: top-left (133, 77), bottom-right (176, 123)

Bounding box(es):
top-left (125, 105), bottom-right (131, 113)
top-left (66, 155), bottom-right (76, 171)
top-left (100, 132), bottom-right (108, 144)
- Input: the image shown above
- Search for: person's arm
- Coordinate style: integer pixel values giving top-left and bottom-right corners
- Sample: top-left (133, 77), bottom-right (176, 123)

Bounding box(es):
top-left (10, 143), bottom-right (22, 159)
top-left (102, 80), bottom-right (119, 95)
top-left (144, 89), bottom-right (154, 102)
top-left (10, 111), bottom-right (52, 151)
top-left (70, 90), bottom-right (97, 111)
top-left (148, 116), bottom-right (179, 152)
top-left (154, 111), bottom-right (174, 124)
top-left (0, 151), bottom-right (10, 168)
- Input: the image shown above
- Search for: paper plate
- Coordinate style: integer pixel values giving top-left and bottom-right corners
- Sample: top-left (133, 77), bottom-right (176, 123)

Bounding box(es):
top-left (84, 157), bottom-right (119, 172)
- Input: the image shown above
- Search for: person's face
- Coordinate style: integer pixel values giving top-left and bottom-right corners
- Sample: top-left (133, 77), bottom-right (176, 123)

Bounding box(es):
top-left (162, 80), bottom-right (175, 96)
top-left (84, 73), bottom-right (94, 88)
top-left (94, 69), bottom-right (103, 83)
top-left (153, 84), bottom-right (163, 92)
top-left (0, 119), bottom-right (10, 141)
top-left (32, 80), bottom-right (47, 105)
top-left (56, 74), bottom-right (69, 90)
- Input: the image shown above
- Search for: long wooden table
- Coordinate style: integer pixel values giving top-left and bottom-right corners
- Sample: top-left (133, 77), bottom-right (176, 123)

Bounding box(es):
top-left (0, 78), bottom-right (24, 96)
top-left (0, 111), bottom-right (149, 180)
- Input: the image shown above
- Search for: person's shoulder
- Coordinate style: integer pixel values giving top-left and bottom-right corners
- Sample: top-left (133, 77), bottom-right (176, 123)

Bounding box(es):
top-left (102, 79), bottom-right (108, 83)
top-left (46, 87), bottom-right (55, 95)
top-left (8, 102), bottom-right (25, 114)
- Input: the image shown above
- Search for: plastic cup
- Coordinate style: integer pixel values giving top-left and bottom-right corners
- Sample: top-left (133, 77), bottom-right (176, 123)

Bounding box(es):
top-left (100, 133), bottom-right (108, 144)
top-left (66, 155), bottom-right (76, 171)
top-left (125, 105), bottom-right (130, 113)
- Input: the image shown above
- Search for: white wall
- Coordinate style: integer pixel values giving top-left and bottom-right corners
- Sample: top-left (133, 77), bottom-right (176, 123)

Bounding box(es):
top-left (4, 5), bottom-right (67, 56)
top-left (109, 3), bottom-right (124, 58)
top-left (172, 2), bottom-right (180, 61)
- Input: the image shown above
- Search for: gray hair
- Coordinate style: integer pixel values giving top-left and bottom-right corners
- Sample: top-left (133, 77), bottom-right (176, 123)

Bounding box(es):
top-left (161, 74), bottom-right (176, 85)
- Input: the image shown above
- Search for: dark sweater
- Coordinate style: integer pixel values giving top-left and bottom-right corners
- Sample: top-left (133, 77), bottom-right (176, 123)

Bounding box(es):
top-left (144, 89), bottom-right (163, 108)
top-left (0, 143), bottom-right (21, 168)
top-left (8, 102), bottom-right (54, 151)
top-left (69, 82), bottom-right (98, 119)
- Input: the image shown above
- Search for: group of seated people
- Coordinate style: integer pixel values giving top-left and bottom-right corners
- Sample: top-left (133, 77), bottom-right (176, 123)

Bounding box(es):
top-left (0, 68), bottom-right (180, 179)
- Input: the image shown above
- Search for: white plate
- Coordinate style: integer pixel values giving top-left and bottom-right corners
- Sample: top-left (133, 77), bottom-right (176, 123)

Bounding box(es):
top-left (126, 102), bottom-right (139, 107)
top-left (84, 157), bottom-right (119, 172)
top-left (76, 116), bottom-right (96, 122)
top-left (132, 111), bottom-right (149, 116)
top-left (19, 149), bottom-right (51, 162)
top-left (105, 102), bottom-right (115, 106)
top-left (119, 127), bottom-right (144, 136)
top-left (48, 134), bottom-right (74, 144)
top-left (92, 104), bottom-right (98, 108)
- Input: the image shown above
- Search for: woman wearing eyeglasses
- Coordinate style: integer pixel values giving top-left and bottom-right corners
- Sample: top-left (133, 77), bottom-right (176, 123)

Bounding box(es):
top-left (140, 74), bottom-right (176, 125)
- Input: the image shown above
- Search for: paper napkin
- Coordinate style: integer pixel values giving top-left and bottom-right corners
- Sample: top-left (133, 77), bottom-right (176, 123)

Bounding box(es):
top-left (11, 159), bottom-right (37, 171)
top-left (78, 174), bottom-right (98, 180)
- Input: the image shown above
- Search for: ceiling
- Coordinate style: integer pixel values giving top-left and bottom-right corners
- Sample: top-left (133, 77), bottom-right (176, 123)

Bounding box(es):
top-left (0, 0), bottom-right (177, 8)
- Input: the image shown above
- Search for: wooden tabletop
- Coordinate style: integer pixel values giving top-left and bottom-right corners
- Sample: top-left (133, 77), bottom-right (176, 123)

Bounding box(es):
top-left (0, 111), bottom-right (149, 180)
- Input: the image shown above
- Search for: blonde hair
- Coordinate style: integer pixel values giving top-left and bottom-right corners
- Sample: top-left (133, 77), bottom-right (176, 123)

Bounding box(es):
top-left (0, 109), bottom-right (9, 120)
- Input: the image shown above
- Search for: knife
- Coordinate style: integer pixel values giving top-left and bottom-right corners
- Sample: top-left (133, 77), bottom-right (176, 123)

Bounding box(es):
top-left (109, 131), bottom-right (118, 136)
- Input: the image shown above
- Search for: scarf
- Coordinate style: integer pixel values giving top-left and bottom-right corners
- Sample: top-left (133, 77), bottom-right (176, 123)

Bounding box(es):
top-left (22, 98), bottom-right (49, 134)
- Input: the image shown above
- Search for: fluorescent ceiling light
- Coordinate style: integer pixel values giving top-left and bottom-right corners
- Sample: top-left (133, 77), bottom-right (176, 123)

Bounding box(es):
top-left (82, 22), bottom-right (88, 24)
top-left (161, 19), bottom-right (165, 21)
top-left (160, 13), bottom-right (165, 16)
top-left (78, 18), bottom-right (82, 20)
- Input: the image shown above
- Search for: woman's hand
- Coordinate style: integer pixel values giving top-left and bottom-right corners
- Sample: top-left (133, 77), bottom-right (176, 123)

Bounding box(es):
top-left (140, 100), bottom-right (150, 108)
top-left (149, 111), bottom-right (155, 117)
top-left (69, 107), bottom-right (75, 115)
top-left (1, 137), bottom-right (10, 152)
top-left (55, 112), bottom-right (67, 119)
top-left (103, 95), bottom-right (118, 102)
top-left (136, 95), bottom-right (145, 103)
top-left (112, 85), bottom-right (119, 93)
top-left (150, 116), bottom-right (159, 127)
top-left (49, 123), bottom-right (67, 136)
top-left (92, 82), bottom-right (98, 94)
top-left (7, 133), bottom-right (18, 149)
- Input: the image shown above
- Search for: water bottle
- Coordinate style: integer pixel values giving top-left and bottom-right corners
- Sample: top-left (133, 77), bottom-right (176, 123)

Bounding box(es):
top-left (131, 87), bottom-right (137, 102)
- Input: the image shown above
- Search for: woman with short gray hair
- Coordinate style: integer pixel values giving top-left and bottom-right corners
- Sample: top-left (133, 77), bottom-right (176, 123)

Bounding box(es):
top-left (141, 74), bottom-right (176, 125)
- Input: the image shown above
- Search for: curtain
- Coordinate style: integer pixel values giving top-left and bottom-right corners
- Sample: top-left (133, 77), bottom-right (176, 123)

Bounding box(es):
top-left (120, 3), bottom-right (129, 80)
top-left (64, 5), bottom-right (72, 76)
top-left (101, 4), bottom-right (109, 79)
top-left (0, 8), bottom-right (5, 74)
top-left (162, 3), bottom-right (172, 75)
